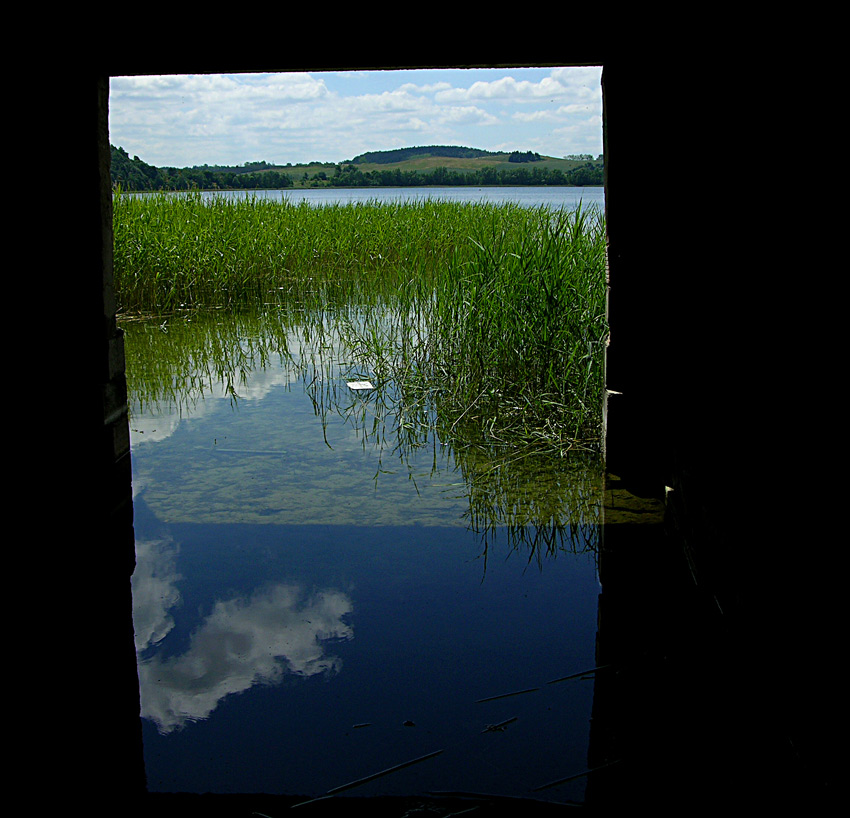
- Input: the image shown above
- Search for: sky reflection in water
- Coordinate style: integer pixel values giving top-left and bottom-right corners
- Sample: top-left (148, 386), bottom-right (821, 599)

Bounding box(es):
top-left (126, 307), bottom-right (603, 800)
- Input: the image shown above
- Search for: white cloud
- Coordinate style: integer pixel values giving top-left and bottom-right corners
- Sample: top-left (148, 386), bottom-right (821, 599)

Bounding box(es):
top-left (512, 109), bottom-right (560, 124)
top-left (136, 577), bottom-right (354, 734)
top-left (398, 80), bottom-right (453, 95)
top-left (108, 67), bottom-right (603, 167)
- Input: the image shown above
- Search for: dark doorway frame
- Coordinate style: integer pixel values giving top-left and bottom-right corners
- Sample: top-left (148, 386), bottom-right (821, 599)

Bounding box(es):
top-left (59, 50), bottom-right (834, 812)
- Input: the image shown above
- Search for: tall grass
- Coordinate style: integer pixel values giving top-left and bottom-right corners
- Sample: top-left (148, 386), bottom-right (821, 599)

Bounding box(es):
top-left (114, 190), bottom-right (608, 451)
top-left (428, 205), bottom-right (607, 449)
top-left (114, 190), bottom-right (471, 311)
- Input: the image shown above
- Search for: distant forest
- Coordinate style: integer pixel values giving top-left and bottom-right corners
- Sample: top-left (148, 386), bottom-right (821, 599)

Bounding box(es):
top-left (110, 145), bottom-right (604, 191)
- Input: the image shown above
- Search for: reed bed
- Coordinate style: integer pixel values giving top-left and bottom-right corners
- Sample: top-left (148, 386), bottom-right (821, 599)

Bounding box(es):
top-left (114, 190), bottom-right (608, 451)
top-left (113, 190), bottom-right (471, 311)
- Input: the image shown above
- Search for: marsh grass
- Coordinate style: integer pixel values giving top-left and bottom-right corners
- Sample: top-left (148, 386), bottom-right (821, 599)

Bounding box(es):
top-left (114, 190), bottom-right (608, 452)
top-left (113, 190), bottom-right (469, 311)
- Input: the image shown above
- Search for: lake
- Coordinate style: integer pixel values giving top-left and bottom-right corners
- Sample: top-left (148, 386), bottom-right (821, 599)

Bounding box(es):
top-left (126, 186), bottom-right (607, 806)
top-left (195, 184), bottom-right (605, 211)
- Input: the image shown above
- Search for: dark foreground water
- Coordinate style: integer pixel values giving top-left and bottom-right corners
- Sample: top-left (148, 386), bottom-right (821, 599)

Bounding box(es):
top-left (133, 511), bottom-right (600, 799)
top-left (129, 344), bottom-right (602, 801)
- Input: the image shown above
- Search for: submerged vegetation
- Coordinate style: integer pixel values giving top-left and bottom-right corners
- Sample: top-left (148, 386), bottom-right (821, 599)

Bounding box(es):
top-left (122, 309), bottom-right (603, 557)
top-left (114, 190), bottom-right (608, 455)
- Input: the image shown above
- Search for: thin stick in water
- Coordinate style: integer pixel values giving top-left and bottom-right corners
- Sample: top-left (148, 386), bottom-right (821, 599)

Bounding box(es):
top-left (481, 716), bottom-right (518, 733)
top-left (530, 759), bottom-right (622, 792)
top-left (545, 664), bottom-right (612, 685)
top-left (476, 687), bottom-right (539, 703)
top-left (325, 749), bottom-right (444, 795)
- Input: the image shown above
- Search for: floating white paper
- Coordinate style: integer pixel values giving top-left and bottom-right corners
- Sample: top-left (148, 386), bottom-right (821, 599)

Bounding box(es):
top-left (346, 380), bottom-right (375, 391)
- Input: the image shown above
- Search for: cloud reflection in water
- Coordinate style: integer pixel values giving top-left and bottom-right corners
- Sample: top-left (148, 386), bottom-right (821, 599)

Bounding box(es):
top-left (132, 537), bottom-right (353, 735)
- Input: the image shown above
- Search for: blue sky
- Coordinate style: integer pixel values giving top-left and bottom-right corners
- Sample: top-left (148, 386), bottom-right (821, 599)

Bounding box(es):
top-left (108, 66), bottom-right (603, 168)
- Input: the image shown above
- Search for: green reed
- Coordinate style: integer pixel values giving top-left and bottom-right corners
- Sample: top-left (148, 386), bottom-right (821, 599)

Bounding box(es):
top-left (113, 190), bottom-right (469, 311)
top-left (429, 204), bottom-right (608, 449)
top-left (114, 190), bottom-right (608, 450)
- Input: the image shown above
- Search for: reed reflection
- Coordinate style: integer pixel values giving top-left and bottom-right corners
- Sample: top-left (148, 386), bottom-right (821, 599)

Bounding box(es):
top-left (121, 306), bottom-right (602, 559)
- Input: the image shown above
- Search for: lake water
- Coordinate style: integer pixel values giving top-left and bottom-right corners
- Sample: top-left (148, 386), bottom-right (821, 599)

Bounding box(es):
top-left (197, 184), bottom-right (605, 211)
top-left (126, 187), bottom-right (606, 806)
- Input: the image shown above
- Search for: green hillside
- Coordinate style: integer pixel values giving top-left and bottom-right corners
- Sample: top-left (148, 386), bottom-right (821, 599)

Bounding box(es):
top-left (111, 144), bottom-right (604, 191)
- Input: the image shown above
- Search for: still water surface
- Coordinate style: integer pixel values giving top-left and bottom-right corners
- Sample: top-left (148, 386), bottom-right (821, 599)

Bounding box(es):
top-left (127, 186), bottom-right (606, 804)
top-left (197, 184), bottom-right (605, 210)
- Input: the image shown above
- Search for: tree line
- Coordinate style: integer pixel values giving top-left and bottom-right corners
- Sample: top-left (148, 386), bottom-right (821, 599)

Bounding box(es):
top-left (110, 146), bottom-right (296, 191)
top-left (330, 162), bottom-right (602, 187)
top-left (110, 145), bottom-right (603, 191)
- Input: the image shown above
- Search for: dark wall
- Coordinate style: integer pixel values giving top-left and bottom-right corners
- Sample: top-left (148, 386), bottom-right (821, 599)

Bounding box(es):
top-left (602, 55), bottom-right (836, 807)
top-left (73, 49), bottom-right (834, 810)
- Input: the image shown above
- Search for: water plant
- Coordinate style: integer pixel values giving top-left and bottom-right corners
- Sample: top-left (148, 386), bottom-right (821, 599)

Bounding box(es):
top-left (114, 190), bottom-right (608, 452)
top-left (121, 308), bottom-right (602, 555)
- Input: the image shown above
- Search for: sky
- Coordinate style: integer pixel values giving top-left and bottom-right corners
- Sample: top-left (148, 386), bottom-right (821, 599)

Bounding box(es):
top-left (108, 66), bottom-right (603, 168)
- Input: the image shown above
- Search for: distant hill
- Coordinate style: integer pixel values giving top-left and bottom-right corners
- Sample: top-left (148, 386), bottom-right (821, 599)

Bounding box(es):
top-left (110, 144), bottom-right (604, 191)
top-left (350, 146), bottom-right (551, 165)
top-left (349, 146), bottom-right (502, 164)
